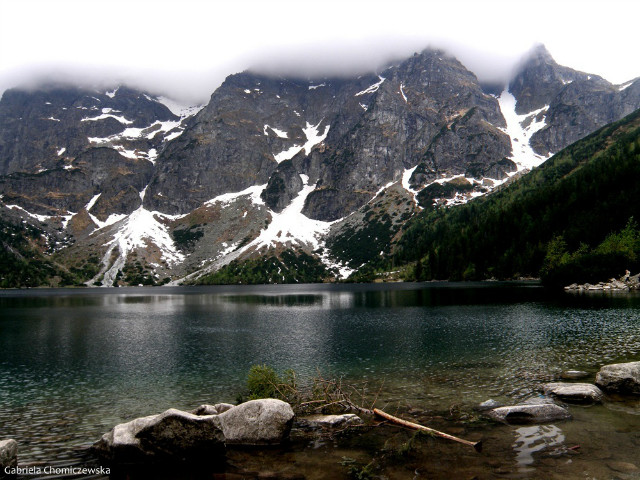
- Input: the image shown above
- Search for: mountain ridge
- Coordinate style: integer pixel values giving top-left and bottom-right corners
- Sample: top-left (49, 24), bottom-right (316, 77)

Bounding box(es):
top-left (0, 45), bottom-right (638, 287)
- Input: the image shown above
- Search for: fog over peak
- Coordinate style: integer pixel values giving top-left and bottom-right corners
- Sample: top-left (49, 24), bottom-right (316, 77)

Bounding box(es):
top-left (0, 38), bottom-right (531, 106)
top-left (1, 0), bottom-right (637, 105)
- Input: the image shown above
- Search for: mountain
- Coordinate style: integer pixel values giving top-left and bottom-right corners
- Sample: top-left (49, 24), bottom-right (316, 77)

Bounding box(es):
top-left (509, 45), bottom-right (640, 156)
top-left (395, 107), bottom-right (640, 282)
top-left (0, 46), bottom-right (638, 287)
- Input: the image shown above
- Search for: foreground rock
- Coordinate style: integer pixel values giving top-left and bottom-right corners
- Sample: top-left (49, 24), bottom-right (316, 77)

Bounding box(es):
top-left (542, 382), bottom-right (604, 404)
top-left (94, 399), bottom-right (295, 462)
top-left (219, 399), bottom-right (295, 445)
top-left (595, 361), bottom-right (640, 394)
top-left (487, 403), bottom-right (571, 424)
top-left (136, 409), bottom-right (224, 456)
top-left (0, 439), bottom-right (18, 470)
top-left (93, 414), bottom-right (160, 462)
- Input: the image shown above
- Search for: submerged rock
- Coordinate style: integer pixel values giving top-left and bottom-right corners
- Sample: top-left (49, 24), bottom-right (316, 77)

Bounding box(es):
top-left (219, 399), bottom-right (295, 445)
top-left (560, 370), bottom-right (589, 380)
top-left (542, 382), bottom-right (604, 404)
top-left (0, 439), bottom-right (18, 470)
top-left (487, 403), bottom-right (571, 424)
top-left (474, 399), bottom-right (504, 411)
top-left (595, 361), bottom-right (640, 394)
top-left (296, 414), bottom-right (363, 430)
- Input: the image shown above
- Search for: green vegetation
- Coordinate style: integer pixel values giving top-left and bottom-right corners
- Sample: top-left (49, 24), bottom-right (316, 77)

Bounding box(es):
top-left (541, 218), bottom-right (640, 286)
top-left (0, 217), bottom-right (79, 288)
top-left (396, 108), bottom-right (640, 284)
top-left (196, 249), bottom-right (332, 284)
top-left (172, 224), bottom-right (204, 250)
top-left (241, 364), bottom-right (378, 416)
top-left (245, 364), bottom-right (298, 402)
top-left (121, 259), bottom-right (169, 286)
top-left (327, 210), bottom-right (394, 271)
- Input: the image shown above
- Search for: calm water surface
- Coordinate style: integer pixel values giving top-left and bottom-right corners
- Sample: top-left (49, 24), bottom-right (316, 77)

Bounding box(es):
top-left (1, 282), bottom-right (639, 479)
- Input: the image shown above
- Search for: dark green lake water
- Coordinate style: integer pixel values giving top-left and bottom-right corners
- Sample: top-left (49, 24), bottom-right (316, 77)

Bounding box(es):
top-left (1, 282), bottom-right (639, 479)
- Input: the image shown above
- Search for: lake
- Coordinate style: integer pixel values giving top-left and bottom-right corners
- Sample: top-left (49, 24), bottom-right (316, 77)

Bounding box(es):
top-left (1, 282), bottom-right (639, 479)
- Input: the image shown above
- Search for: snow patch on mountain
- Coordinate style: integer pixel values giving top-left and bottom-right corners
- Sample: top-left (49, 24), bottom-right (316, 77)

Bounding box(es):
top-left (263, 124), bottom-right (288, 138)
top-left (240, 174), bottom-right (334, 252)
top-left (355, 76), bottom-right (385, 96)
top-left (273, 120), bottom-right (330, 163)
top-left (498, 89), bottom-right (550, 170)
top-left (155, 96), bottom-right (204, 118)
top-left (399, 83), bottom-right (408, 103)
top-left (402, 165), bottom-right (420, 205)
top-left (618, 81), bottom-right (635, 92)
top-left (91, 207), bottom-right (185, 287)
top-left (302, 121), bottom-right (329, 155)
top-left (81, 113), bottom-right (133, 124)
top-left (5, 204), bottom-right (53, 223)
top-left (205, 184), bottom-right (266, 207)
top-left (86, 193), bottom-right (101, 212)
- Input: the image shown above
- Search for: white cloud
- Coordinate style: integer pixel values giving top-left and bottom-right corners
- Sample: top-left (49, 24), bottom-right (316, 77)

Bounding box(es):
top-left (0, 0), bottom-right (638, 104)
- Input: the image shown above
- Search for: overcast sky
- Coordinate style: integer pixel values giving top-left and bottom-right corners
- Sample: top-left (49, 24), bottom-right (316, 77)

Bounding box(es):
top-left (1, 0), bottom-right (638, 104)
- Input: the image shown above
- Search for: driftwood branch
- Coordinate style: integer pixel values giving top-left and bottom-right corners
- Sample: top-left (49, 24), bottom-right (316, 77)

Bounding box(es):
top-left (373, 408), bottom-right (482, 453)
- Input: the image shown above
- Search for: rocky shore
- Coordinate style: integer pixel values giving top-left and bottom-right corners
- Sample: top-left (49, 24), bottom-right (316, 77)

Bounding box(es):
top-left (2, 361), bottom-right (640, 474)
top-left (565, 270), bottom-right (640, 292)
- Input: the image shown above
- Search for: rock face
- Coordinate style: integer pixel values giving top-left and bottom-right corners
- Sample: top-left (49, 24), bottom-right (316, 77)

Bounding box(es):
top-left (0, 439), bottom-right (18, 470)
top-left (510, 44), bottom-right (640, 156)
top-left (218, 399), bottom-right (295, 445)
top-left (487, 403), bottom-right (572, 424)
top-left (595, 361), bottom-right (640, 394)
top-left (541, 382), bottom-right (604, 404)
top-left (94, 399), bottom-right (295, 463)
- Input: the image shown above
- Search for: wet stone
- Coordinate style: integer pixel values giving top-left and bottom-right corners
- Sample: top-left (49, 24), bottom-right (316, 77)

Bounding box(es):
top-left (560, 370), bottom-right (589, 380)
top-left (542, 382), bottom-right (604, 404)
top-left (607, 461), bottom-right (639, 473)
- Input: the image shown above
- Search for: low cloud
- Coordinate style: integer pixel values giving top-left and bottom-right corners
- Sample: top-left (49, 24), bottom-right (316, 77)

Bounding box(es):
top-left (0, 36), bottom-right (531, 106)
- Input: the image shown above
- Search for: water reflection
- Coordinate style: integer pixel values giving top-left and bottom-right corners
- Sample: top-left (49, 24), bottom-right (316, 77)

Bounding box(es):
top-left (1, 283), bottom-right (640, 467)
top-left (513, 425), bottom-right (565, 467)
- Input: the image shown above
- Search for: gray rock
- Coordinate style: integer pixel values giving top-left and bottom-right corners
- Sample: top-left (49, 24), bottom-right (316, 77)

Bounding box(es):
top-left (191, 403), bottom-right (235, 415)
top-left (560, 370), bottom-right (589, 380)
top-left (218, 398), bottom-right (295, 445)
top-left (296, 414), bottom-right (363, 430)
top-left (487, 403), bottom-right (571, 424)
top-left (214, 403), bottom-right (235, 414)
top-left (93, 414), bottom-right (159, 462)
top-left (518, 396), bottom-right (557, 406)
top-left (595, 361), bottom-right (640, 394)
top-left (0, 439), bottom-right (18, 469)
top-left (542, 382), bottom-right (604, 403)
top-left (136, 408), bottom-right (224, 456)
top-left (474, 399), bottom-right (503, 411)
top-left (191, 404), bottom-right (219, 416)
